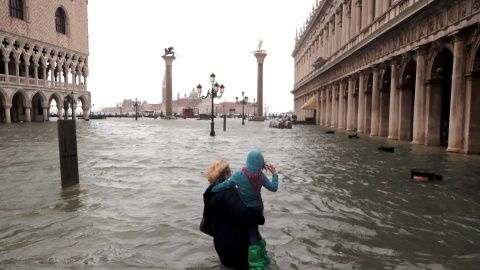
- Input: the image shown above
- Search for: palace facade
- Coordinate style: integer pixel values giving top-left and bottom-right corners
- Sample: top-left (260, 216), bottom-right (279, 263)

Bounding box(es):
top-left (0, 0), bottom-right (90, 122)
top-left (292, 0), bottom-right (480, 154)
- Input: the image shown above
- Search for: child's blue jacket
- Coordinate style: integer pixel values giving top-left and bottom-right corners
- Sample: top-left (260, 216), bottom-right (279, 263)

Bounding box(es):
top-left (212, 150), bottom-right (278, 207)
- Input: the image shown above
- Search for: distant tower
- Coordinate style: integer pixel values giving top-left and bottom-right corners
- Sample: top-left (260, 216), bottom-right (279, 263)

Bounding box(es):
top-left (253, 40), bottom-right (267, 121)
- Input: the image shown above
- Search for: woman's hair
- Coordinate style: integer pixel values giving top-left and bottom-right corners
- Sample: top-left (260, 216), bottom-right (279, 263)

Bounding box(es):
top-left (207, 160), bottom-right (230, 186)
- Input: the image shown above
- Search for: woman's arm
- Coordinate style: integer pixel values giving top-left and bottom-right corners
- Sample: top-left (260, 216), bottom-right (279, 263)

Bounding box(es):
top-left (262, 173), bottom-right (278, 192)
top-left (212, 171), bottom-right (240, 192)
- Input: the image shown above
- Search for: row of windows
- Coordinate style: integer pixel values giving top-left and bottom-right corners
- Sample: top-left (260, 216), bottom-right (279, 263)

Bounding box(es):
top-left (9, 0), bottom-right (67, 35)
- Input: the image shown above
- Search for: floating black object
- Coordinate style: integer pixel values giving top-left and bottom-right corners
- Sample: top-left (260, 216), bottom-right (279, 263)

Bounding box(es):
top-left (348, 133), bottom-right (359, 139)
top-left (410, 169), bottom-right (443, 182)
top-left (326, 131), bottom-right (335, 134)
top-left (378, 146), bottom-right (394, 152)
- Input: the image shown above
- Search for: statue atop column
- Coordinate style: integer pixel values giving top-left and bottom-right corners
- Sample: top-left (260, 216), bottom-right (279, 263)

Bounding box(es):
top-left (252, 39), bottom-right (266, 53)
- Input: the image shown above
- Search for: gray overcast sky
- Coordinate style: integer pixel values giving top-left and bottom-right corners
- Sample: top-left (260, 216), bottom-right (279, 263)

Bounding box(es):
top-left (87, 0), bottom-right (315, 114)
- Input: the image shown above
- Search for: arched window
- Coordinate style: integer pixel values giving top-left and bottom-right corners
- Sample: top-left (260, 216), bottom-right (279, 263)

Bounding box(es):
top-left (55, 8), bottom-right (66, 34)
top-left (9, 0), bottom-right (24, 20)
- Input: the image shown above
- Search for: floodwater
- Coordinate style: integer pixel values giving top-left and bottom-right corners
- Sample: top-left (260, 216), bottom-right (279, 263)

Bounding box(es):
top-left (1, 118), bottom-right (479, 270)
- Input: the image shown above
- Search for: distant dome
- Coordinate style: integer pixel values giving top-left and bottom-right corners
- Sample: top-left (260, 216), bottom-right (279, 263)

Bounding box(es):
top-left (189, 88), bottom-right (198, 98)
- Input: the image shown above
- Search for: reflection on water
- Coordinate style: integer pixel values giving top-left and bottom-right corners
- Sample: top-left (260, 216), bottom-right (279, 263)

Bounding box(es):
top-left (1, 118), bottom-right (479, 269)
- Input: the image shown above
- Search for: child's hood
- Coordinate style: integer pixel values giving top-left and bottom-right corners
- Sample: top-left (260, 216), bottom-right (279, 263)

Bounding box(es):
top-left (245, 150), bottom-right (264, 173)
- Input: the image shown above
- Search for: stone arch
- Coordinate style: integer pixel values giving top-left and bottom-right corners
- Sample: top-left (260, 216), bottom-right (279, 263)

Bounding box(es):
top-left (425, 48), bottom-right (453, 146)
top-left (31, 91), bottom-right (46, 121)
top-left (10, 89), bottom-right (29, 122)
top-left (378, 67), bottom-right (391, 137)
top-left (464, 35), bottom-right (480, 153)
top-left (399, 59), bottom-right (416, 141)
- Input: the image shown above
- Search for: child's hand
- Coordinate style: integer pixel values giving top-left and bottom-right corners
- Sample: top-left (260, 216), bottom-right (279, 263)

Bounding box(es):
top-left (268, 164), bottom-right (277, 174)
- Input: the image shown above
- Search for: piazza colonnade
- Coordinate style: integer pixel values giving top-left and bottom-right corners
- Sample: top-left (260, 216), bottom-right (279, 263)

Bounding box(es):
top-left (292, 0), bottom-right (480, 154)
top-left (0, 33), bottom-right (91, 123)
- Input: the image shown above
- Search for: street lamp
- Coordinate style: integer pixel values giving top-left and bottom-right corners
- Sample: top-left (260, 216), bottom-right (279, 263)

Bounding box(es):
top-left (197, 73), bottom-right (225, 136)
top-left (235, 91), bottom-right (249, 125)
top-left (133, 98), bottom-right (141, 120)
top-left (253, 98), bottom-right (256, 118)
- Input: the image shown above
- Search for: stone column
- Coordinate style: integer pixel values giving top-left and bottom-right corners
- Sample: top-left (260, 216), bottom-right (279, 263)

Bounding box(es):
top-left (356, 0), bottom-right (362, 35)
top-left (42, 60), bottom-right (47, 87)
top-left (64, 66), bottom-right (69, 89)
top-left (370, 66), bottom-right (380, 136)
top-left (24, 59), bottom-right (30, 85)
top-left (316, 91), bottom-right (321, 125)
top-left (4, 105), bottom-right (11, 123)
top-left (388, 57), bottom-right (400, 140)
top-left (33, 61), bottom-right (39, 85)
top-left (412, 47), bottom-right (428, 144)
top-left (326, 87), bottom-right (331, 126)
top-left (375, 0), bottom-right (383, 18)
top-left (367, 0), bottom-right (374, 25)
top-left (162, 55), bottom-right (176, 119)
top-left (347, 76), bottom-right (355, 130)
top-left (333, 84), bottom-right (338, 127)
top-left (254, 51), bottom-right (267, 121)
top-left (2, 56), bottom-right (8, 81)
top-left (72, 102), bottom-right (76, 120)
top-left (361, 0), bottom-right (368, 29)
top-left (25, 106), bottom-right (31, 122)
top-left (43, 107), bottom-right (48, 121)
top-left (83, 108), bottom-right (89, 120)
top-left (357, 71), bottom-right (366, 133)
top-left (57, 105), bottom-right (63, 120)
top-left (339, 80), bottom-right (346, 129)
top-left (320, 89), bottom-right (325, 125)
top-left (341, 3), bottom-right (347, 47)
top-left (350, 1), bottom-right (357, 38)
top-left (384, 0), bottom-right (391, 12)
top-left (14, 57), bottom-right (20, 84)
top-left (50, 66), bottom-right (55, 88)
top-left (447, 32), bottom-right (468, 152)
top-left (71, 70), bottom-right (76, 90)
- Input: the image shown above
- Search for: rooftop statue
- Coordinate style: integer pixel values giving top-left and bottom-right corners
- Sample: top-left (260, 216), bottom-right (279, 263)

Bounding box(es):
top-left (258, 39), bottom-right (263, 51)
top-left (164, 47), bottom-right (175, 57)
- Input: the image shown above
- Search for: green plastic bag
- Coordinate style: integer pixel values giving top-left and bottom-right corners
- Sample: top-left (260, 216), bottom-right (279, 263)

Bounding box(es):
top-left (248, 239), bottom-right (271, 270)
top-left (248, 244), bottom-right (265, 270)
top-left (259, 239), bottom-right (271, 266)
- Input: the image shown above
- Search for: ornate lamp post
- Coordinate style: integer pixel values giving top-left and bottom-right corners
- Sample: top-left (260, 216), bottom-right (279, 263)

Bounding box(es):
top-left (253, 98), bottom-right (256, 118)
top-left (235, 92), bottom-right (249, 125)
top-left (197, 73), bottom-right (225, 136)
top-left (133, 98), bottom-right (141, 120)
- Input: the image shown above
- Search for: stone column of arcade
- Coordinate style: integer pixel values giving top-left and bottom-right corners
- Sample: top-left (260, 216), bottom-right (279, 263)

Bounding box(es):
top-left (162, 54), bottom-right (176, 120)
top-left (254, 44), bottom-right (267, 121)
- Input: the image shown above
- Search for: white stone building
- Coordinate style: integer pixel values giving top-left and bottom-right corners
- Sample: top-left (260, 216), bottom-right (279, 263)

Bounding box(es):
top-left (293, 0), bottom-right (480, 154)
top-left (0, 0), bottom-right (90, 122)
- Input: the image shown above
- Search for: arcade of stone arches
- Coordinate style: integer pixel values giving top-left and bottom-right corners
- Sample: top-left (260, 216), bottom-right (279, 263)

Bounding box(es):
top-left (0, 34), bottom-right (90, 123)
top-left (0, 89), bottom-right (91, 122)
top-left (296, 31), bottom-right (480, 154)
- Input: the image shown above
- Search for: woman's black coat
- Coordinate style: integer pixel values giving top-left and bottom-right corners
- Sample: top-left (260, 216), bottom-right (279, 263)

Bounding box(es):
top-left (203, 185), bottom-right (265, 269)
